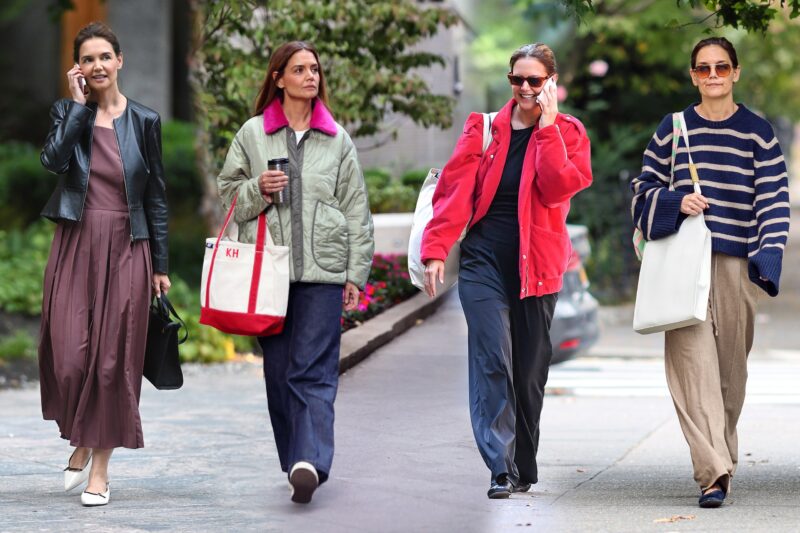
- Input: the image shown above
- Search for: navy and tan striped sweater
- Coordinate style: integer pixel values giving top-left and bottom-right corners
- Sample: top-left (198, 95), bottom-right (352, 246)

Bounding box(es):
top-left (631, 104), bottom-right (790, 296)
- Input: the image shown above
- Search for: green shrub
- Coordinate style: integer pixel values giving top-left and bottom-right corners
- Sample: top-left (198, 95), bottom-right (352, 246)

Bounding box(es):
top-left (162, 121), bottom-right (202, 213)
top-left (168, 215), bottom-right (207, 287)
top-left (0, 221), bottom-right (53, 315)
top-left (400, 168), bottom-right (429, 191)
top-left (0, 142), bottom-right (55, 228)
top-left (0, 330), bottom-right (37, 360)
top-left (370, 181), bottom-right (418, 213)
top-left (161, 120), bottom-right (207, 286)
top-left (363, 167), bottom-right (391, 189)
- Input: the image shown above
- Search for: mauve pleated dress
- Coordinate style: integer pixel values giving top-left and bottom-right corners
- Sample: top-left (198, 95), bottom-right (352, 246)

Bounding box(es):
top-left (38, 125), bottom-right (152, 449)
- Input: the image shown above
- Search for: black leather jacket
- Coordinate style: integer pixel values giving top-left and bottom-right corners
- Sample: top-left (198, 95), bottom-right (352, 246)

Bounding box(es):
top-left (40, 98), bottom-right (169, 273)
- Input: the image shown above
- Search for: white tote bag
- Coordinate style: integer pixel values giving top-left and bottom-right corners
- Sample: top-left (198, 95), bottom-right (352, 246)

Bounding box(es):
top-left (633, 112), bottom-right (712, 335)
top-left (408, 112), bottom-right (496, 290)
top-left (200, 195), bottom-right (290, 336)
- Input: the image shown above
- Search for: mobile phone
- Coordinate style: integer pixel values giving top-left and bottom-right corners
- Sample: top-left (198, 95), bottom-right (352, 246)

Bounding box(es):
top-left (78, 76), bottom-right (88, 95)
top-left (536, 77), bottom-right (557, 107)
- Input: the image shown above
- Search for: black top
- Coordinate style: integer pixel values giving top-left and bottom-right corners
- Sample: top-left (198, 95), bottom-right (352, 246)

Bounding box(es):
top-left (477, 125), bottom-right (533, 242)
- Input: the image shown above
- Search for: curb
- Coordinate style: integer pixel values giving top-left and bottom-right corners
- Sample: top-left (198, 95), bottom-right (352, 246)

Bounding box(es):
top-left (338, 289), bottom-right (449, 373)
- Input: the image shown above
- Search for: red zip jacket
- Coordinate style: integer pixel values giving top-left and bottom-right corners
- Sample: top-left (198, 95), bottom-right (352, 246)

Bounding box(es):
top-left (421, 99), bottom-right (592, 298)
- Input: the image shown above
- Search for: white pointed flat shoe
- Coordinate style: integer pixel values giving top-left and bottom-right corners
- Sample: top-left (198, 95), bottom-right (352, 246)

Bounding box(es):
top-left (289, 461), bottom-right (319, 504)
top-left (64, 452), bottom-right (92, 492)
top-left (81, 485), bottom-right (110, 507)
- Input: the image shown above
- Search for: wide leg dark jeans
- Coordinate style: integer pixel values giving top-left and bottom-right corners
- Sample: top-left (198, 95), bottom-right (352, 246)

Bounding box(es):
top-left (258, 282), bottom-right (343, 484)
top-left (458, 223), bottom-right (557, 484)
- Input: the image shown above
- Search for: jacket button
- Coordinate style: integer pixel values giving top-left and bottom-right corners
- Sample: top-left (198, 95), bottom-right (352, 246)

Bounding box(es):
top-left (521, 288), bottom-right (526, 293)
top-left (522, 254), bottom-right (526, 259)
top-left (537, 281), bottom-right (543, 286)
top-left (490, 154), bottom-right (494, 159)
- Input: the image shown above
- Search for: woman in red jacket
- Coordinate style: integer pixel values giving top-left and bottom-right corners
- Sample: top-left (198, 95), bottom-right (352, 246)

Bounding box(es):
top-left (421, 43), bottom-right (592, 498)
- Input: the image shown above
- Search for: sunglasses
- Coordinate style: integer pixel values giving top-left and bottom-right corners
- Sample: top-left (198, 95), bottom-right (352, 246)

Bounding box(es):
top-left (507, 74), bottom-right (550, 88)
top-left (692, 63), bottom-right (733, 79)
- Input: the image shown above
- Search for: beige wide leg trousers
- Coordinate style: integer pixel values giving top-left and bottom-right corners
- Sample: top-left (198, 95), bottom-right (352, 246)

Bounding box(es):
top-left (664, 253), bottom-right (759, 492)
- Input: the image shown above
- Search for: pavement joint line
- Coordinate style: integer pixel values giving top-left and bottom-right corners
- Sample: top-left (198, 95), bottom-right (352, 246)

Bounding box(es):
top-left (547, 412), bottom-right (675, 507)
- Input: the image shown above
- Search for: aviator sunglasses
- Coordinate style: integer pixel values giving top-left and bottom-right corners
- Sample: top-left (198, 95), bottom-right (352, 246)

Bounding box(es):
top-left (507, 74), bottom-right (550, 88)
top-left (692, 63), bottom-right (733, 79)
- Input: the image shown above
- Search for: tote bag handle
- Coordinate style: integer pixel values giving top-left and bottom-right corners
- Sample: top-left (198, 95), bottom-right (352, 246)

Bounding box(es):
top-left (204, 195), bottom-right (274, 310)
top-left (677, 112), bottom-right (702, 195)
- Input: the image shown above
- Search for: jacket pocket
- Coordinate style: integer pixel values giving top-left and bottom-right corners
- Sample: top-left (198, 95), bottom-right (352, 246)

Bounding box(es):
top-left (530, 224), bottom-right (571, 279)
top-left (312, 201), bottom-right (348, 273)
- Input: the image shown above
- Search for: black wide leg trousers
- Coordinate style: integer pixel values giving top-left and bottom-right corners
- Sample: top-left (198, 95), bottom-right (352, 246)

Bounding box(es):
top-left (458, 222), bottom-right (557, 484)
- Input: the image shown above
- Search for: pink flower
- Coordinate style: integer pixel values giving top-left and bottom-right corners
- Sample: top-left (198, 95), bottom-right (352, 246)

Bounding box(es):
top-left (557, 85), bottom-right (568, 103)
top-left (588, 59), bottom-right (609, 77)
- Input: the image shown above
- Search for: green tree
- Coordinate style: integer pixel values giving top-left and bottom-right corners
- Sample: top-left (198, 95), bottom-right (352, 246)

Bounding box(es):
top-left (190, 0), bottom-right (458, 225)
top-left (557, 0), bottom-right (800, 32)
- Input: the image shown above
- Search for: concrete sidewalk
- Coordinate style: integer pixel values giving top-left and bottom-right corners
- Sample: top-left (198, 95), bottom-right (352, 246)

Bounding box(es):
top-left (2, 290), bottom-right (800, 532)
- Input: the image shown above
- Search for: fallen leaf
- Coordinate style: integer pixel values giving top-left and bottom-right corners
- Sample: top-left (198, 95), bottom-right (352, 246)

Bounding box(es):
top-left (653, 515), bottom-right (696, 524)
top-left (576, 468), bottom-right (586, 473)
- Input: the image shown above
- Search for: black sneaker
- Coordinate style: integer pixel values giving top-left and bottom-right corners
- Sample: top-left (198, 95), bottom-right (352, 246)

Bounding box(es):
top-left (512, 481), bottom-right (532, 493)
top-left (487, 476), bottom-right (512, 499)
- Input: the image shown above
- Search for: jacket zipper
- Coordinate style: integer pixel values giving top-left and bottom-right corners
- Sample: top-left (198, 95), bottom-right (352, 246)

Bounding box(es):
top-left (79, 110), bottom-right (98, 221)
top-left (111, 117), bottom-right (135, 242)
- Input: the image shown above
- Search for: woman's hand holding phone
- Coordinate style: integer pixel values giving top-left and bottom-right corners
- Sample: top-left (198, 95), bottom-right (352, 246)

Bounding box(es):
top-left (537, 77), bottom-right (558, 128)
top-left (67, 63), bottom-right (88, 105)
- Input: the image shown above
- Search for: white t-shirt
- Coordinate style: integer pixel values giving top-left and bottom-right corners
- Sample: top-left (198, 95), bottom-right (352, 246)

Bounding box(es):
top-left (295, 130), bottom-right (308, 143)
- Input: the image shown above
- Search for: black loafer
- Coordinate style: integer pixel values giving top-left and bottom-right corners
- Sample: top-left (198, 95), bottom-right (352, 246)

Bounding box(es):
top-left (487, 477), bottom-right (512, 499)
top-left (512, 482), bottom-right (532, 493)
top-left (698, 488), bottom-right (725, 508)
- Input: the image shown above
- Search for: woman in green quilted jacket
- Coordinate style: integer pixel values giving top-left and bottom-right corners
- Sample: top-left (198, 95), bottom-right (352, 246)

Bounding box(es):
top-left (216, 41), bottom-right (374, 504)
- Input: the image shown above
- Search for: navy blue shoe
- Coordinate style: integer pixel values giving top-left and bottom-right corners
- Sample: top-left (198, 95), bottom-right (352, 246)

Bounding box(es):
top-left (698, 487), bottom-right (726, 508)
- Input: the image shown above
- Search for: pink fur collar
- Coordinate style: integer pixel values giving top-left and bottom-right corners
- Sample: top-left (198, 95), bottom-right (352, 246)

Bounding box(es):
top-left (262, 98), bottom-right (338, 137)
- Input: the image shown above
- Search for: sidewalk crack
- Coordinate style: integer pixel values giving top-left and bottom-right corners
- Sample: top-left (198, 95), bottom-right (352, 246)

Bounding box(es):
top-left (547, 413), bottom-right (673, 506)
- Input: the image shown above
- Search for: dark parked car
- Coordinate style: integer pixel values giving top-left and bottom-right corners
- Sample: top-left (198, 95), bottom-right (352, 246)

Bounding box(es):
top-left (549, 224), bottom-right (599, 364)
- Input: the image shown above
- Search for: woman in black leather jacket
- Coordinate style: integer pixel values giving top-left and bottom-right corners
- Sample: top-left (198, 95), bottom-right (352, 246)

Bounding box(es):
top-left (38, 21), bottom-right (170, 507)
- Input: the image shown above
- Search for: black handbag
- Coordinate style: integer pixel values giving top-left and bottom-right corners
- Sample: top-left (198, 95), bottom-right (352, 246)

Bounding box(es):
top-left (144, 294), bottom-right (187, 390)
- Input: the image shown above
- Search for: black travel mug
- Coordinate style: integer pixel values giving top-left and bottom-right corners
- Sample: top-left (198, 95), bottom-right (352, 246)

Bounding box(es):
top-left (268, 158), bottom-right (290, 205)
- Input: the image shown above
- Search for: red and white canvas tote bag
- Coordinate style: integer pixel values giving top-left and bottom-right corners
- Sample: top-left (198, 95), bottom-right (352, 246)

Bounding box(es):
top-left (200, 195), bottom-right (290, 336)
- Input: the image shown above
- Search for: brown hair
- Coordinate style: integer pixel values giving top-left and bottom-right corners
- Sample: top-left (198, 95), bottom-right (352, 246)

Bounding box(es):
top-left (253, 41), bottom-right (329, 116)
top-left (509, 43), bottom-right (557, 75)
top-left (691, 36), bottom-right (739, 69)
top-left (73, 21), bottom-right (121, 62)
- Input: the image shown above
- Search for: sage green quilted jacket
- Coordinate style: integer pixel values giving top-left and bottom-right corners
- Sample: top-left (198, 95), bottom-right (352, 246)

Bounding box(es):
top-left (216, 102), bottom-right (374, 289)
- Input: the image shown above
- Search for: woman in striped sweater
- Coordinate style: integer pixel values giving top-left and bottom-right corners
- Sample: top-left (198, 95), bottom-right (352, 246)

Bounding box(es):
top-left (631, 37), bottom-right (790, 509)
